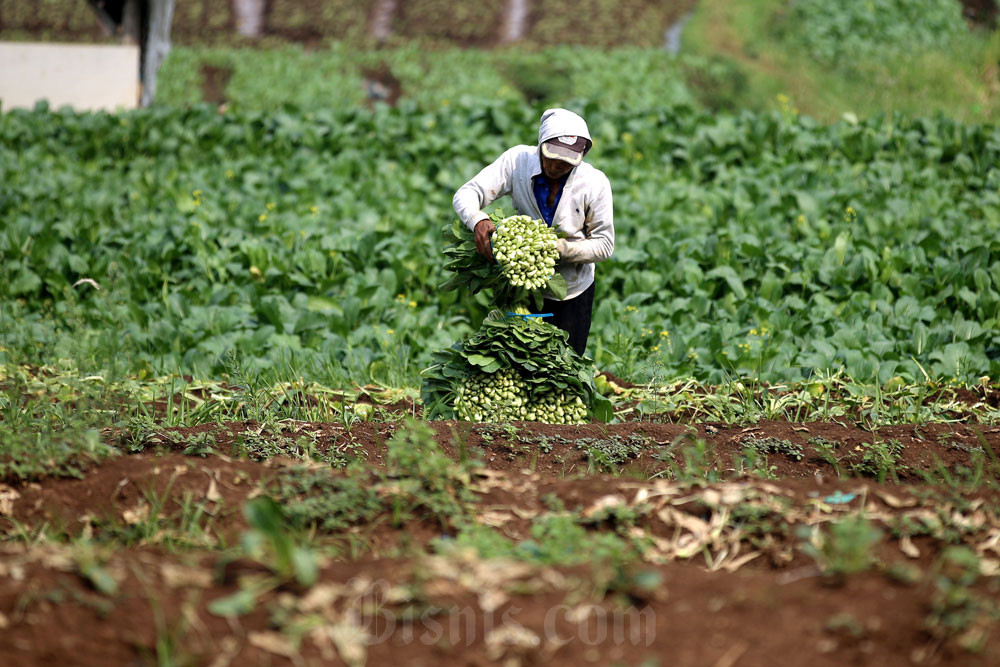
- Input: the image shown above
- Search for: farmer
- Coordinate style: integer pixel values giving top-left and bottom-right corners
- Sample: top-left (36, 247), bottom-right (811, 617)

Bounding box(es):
top-left (452, 107), bottom-right (614, 356)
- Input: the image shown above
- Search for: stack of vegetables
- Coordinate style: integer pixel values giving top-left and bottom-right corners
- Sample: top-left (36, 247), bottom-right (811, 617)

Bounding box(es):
top-left (422, 311), bottom-right (612, 423)
top-left (423, 212), bottom-right (612, 424)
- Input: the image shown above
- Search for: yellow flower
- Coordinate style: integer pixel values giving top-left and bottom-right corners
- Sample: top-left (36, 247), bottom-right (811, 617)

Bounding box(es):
top-left (266, 202), bottom-right (276, 211)
top-left (249, 266), bottom-right (262, 278)
top-left (225, 169), bottom-right (235, 179)
top-left (193, 189), bottom-right (202, 197)
top-left (750, 329), bottom-right (758, 336)
top-left (660, 330), bottom-right (670, 338)
top-left (408, 301), bottom-right (417, 308)
top-left (625, 305), bottom-right (638, 313)
top-left (258, 214), bottom-right (267, 222)
top-left (310, 205), bottom-right (319, 215)
top-left (395, 294), bottom-right (406, 303)
top-left (651, 345), bottom-right (661, 353)
top-left (797, 214), bottom-right (805, 224)
top-left (386, 329), bottom-right (395, 335)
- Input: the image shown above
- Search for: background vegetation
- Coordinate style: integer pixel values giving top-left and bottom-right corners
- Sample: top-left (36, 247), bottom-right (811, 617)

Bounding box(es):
top-left (2, 101), bottom-right (999, 387)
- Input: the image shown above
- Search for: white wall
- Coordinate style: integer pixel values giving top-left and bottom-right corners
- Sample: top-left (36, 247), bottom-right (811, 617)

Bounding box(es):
top-left (0, 42), bottom-right (139, 112)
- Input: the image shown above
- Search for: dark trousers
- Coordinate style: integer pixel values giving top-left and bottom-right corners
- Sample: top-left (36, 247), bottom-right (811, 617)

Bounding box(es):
top-left (536, 281), bottom-right (596, 357)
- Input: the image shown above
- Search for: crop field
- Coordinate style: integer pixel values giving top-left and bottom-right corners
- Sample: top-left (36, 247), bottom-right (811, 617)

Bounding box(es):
top-left (2, 97), bottom-right (1000, 665)
top-left (4, 1), bottom-right (1000, 661)
top-left (3, 101), bottom-right (1000, 384)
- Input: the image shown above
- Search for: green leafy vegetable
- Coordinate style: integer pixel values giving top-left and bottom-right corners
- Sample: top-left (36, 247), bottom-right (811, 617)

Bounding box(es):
top-left (421, 313), bottom-right (612, 423)
top-left (442, 213), bottom-right (567, 310)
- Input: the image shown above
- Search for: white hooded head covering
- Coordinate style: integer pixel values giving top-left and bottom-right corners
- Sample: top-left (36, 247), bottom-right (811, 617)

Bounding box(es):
top-left (538, 108), bottom-right (593, 164)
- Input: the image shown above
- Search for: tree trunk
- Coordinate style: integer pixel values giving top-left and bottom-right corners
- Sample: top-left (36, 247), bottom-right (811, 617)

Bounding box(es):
top-left (121, 0), bottom-right (141, 44)
top-left (233, 0), bottom-right (266, 37)
top-left (140, 0), bottom-right (175, 107)
top-left (371, 0), bottom-right (396, 43)
top-left (502, 0), bottom-right (529, 43)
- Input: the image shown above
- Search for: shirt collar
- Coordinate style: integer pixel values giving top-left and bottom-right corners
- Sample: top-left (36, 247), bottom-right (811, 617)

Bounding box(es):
top-left (531, 150), bottom-right (544, 177)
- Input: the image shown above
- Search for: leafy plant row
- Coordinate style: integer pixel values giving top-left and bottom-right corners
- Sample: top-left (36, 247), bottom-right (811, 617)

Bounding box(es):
top-left (155, 45), bottom-right (698, 112)
top-left (2, 100), bottom-right (999, 385)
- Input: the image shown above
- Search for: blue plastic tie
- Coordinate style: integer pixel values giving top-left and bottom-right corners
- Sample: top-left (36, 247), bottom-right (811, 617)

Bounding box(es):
top-left (505, 312), bottom-right (554, 321)
top-left (823, 491), bottom-right (856, 505)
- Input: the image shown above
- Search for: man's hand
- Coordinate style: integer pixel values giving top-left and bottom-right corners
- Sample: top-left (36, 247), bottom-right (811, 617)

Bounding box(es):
top-left (474, 218), bottom-right (496, 262)
top-left (555, 238), bottom-right (568, 258)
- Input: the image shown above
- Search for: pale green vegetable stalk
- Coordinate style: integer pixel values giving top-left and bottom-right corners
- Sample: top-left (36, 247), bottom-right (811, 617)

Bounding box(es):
top-left (492, 215), bottom-right (560, 291)
top-left (454, 367), bottom-right (589, 425)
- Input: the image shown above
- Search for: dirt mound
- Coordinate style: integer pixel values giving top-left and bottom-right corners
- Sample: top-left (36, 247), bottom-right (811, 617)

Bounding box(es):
top-left (1, 537), bottom-right (997, 666)
top-left (6, 454), bottom-right (270, 545)
top-left (5, 410), bottom-right (1000, 664)
top-left (110, 418), bottom-right (1000, 483)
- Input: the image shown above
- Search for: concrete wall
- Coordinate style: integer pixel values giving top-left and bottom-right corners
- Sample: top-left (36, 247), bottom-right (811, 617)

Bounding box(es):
top-left (0, 42), bottom-right (139, 112)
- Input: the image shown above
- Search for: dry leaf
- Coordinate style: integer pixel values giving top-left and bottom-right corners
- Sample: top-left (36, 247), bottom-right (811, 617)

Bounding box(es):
top-left (207, 637), bottom-right (240, 667)
top-left (479, 588), bottom-right (508, 613)
top-left (480, 510), bottom-right (514, 527)
top-left (248, 631), bottom-right (296, 657)
top-left (721, 551), bottom-right (762, 572)
top-left (485, 625), bottom-right (540, 660)
top-left (875, 490), bottom-right (916, 509)
top-left (160, 563), bottom-right (212, 588)
top-left (0, 485), bottom-right (19, 516)
top-left (582, 494), bottom-right (627, 518)
top-left (40, 551), bottom-right (72, 572)
top-left (328, 621), bottom-right (369, 667)
top-left (300, 583), bottom-right (345, 613)
top-left (206, 478), bottom-right (222, 503)
top-left (308, 625), bottom-right (336, 661)
top-left (979, 558), bottom-right (1000, 576)
top-left (122, 503), bottom-right (150, 526)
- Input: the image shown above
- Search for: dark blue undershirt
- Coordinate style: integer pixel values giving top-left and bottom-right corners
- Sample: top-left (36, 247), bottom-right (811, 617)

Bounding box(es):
top-left (532, 173), bottom-right (569, 227)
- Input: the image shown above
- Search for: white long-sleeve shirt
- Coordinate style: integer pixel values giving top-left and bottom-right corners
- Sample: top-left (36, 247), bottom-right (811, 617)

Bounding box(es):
top-left (452, 145), bottom-right (614, 300)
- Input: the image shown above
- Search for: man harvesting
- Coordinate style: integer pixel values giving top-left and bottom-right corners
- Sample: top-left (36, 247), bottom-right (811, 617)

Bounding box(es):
top-left (452, 108), bottom-right (615, 356)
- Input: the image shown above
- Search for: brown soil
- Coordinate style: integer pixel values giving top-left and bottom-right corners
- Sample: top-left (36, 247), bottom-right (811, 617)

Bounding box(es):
top-left (6, 454), bottom-right (271, 543)
top-left (1, 532), bottom-right (998, 666)
top-left (200, 64), bottom-right (234, 107)
top-left (5, 417), bottom-right (1000, 665)
top-left (961, 0), bottom-right (999, 28)
top-left (107, 418), bottom-right (1000, 482)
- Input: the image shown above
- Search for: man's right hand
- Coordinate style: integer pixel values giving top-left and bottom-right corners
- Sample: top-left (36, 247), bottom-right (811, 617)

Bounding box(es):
top-left (474, 218), bottom-right (496, 262)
